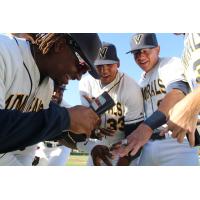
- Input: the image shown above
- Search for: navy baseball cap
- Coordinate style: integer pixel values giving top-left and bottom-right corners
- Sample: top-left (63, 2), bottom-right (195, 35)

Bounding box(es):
top-left (126, 33), bottom-right (158, 54)
top-left (94, 42), bottom-right (119, 66)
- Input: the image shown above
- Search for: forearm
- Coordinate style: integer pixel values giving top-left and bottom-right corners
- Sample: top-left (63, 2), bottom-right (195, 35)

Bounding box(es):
top-left (143, 89), bottom-right (185, 131)
top-left (0, 102), bottom-right (70, 153)
top-left (124, 121), bottom-right (143, 138)
top-left (158, 89), bottom-right (185, 118)
top-left (182, 86), bottom-right (200, 115)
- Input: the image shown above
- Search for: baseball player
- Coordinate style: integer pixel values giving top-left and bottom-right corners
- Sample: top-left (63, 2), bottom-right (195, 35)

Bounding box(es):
top-left (77, 42), bottom-right (144, 166)
top-left (166, 33), bottom-right (200, 146)
top-left (120, 33), bottom-right (198, 165)
top-left (0, 33), bottom-right (101, 157)
top-left (34, 84), bottom-right (71, 166)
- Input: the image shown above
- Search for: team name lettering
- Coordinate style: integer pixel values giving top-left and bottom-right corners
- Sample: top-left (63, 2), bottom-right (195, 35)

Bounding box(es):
top-left (141, 79), bottom-right (166, 100)
top-left (5, 94), bottom-right (44, 112)
top-left (106, 102), bottom-right (124, 131)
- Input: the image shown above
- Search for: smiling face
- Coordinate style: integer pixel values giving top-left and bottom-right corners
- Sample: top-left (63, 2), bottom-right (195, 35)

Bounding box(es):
top-left (132, 46), bottom-right (160, 73)
top-left (34, 37), bottom-right (89, 85)
top-left (96, 63), bottom-right (118, 85)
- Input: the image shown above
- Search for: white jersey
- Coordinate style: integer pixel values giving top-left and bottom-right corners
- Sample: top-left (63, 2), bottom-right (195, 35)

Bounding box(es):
top-left (182, 33), bottom-right (200, 90)
top-left (182, 33), bottom-right (200, 124)
top-left (0, 34), bottom-right (54, 165)
top-left (139, 57), bottom-right (185, 120)
top-left (138, 57), bottom-right (198, 166)
top-left (35, 99), bottom-right (72, 166)
top-left (78, 71), bottom-right (144, 151)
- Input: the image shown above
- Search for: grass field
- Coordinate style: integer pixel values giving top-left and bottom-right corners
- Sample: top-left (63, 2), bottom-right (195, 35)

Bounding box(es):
top-left (66, 154), bottom-right (88, 166)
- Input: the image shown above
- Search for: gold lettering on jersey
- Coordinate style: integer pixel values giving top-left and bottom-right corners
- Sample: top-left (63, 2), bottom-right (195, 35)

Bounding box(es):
top-left (141, 79), bottom-right (166, 100)
top-left (6, 94), bottom-right (44, 112)
top-left (107, 102), bottom-right (123, 117)
top-left (106, 102), bottom-right (124, 131)
top-left (134, 34), bottom-right (143, 45)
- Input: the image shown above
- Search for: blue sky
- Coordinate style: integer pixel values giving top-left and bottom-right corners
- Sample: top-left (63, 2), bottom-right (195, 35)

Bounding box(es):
top-left (64, 33), bottom-right (185, 106)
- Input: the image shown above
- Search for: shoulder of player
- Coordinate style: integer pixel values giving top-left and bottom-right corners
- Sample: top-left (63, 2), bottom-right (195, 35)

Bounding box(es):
top-left (120, 72), bottom-right (140, 88)
top-left (158, 57), bottom-right (182, 71)
top-left (0, 34), bottom-right (22, 72)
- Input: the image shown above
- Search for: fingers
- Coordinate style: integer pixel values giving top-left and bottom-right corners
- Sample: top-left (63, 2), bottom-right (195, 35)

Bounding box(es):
top-left (100, 148), bottom-right (113, 166)
top-left (119, 142), bottom-right (134, 157)
top-left (188, 132), bottom-right (195, 147)
top-left (101, 156), bottom-right (113, 166)
top-left (83, 95), bottom-right (93, 104)
top-left (100, 128), bottom-right (115, 136)
top-left (176, 131), bottom-right (186, 143)
top-left (187, 126), bottom-right (196, 146)
top-left (171, 127), bottom-right (182, 139)
top-left (93, 157), bottom-right (101, 166)
top-left (159, 127), bottom-right (168, 136)
top-left (91, 145), bottom-right (113, 166)
top-left (130, 143), bottom-right (141, 156)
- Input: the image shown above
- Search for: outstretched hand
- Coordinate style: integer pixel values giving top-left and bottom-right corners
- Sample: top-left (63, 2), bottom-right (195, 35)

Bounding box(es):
top-left (118, 123), bottom-right (152, 157)
top-left (91, 145), bottom-right (113, 166)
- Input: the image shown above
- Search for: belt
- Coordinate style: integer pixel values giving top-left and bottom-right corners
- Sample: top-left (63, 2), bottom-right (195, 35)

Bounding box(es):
top-left (44, 141), bottom-right (62, 148)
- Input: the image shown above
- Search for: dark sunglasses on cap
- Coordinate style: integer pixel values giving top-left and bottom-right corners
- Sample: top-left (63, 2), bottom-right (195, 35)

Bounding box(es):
top-left (65, 35), bottom-right (90, 69)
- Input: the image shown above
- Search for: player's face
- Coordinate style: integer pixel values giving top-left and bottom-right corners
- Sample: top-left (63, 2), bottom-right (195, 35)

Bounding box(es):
top-left (133, 46), bottom-right (160, 72)
top-left (44, 41), bottom-right (89, 85)
top-left (96, 63), bottom-right (118, 85)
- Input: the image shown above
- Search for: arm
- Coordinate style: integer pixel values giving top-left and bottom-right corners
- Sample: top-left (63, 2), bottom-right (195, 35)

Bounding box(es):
top-left (119, 87), bottom-right (187, 157)
top-left (0, 102), bottom-right (70, 153)
top-left (167, 86), bottom-right (200, 146)
top-left (0, 103), bottom-right (99, 153)
top-left (116, 121), bottom-right (143, 166)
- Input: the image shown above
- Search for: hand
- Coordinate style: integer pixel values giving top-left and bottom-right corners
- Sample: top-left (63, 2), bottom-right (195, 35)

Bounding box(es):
top-left (91, 145), bottom-right (113, 166)
top-left (163, 99), bottom-right (198, 146)
top-left (116, 157), bottom-right (130, 166)
top-left (118, 123), bottom-right (153, 157)
top-left (68, 105), bottom-right (99, 136)
top-left (83, 95), bottom-right (94, 104)
top-left (91, 128), bottom-right (115, 140)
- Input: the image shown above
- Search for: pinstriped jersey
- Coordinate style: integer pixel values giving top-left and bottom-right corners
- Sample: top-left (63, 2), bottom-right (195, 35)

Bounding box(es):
top-left (139, 57), bottom-right (185, 119)
top-left (0, 34), bottom-right (54, 159)
top-left (79, 71), bottom-right (144, 146)
top-left (182, 33), bottom-right (200, 90)
top-left (0, 34), bottom-right (54, 111)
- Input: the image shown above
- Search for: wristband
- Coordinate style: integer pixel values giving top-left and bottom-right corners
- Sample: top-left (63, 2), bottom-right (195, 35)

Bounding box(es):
top-left (143, 110), bottom-right (167, 130)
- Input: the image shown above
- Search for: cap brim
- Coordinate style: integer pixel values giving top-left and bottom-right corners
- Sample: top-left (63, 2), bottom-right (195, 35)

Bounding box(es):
top-left (94, 59), bottom-right (119, 66)
top-left (126, 45), bottom-right (157, 54)
top-left (88, 64), bottom-right (100, 79)
top-left (69, 33), bottom-right (102, 80)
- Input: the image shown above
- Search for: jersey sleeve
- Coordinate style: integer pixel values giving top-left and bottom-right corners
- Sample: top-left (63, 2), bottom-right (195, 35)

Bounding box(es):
top-left (78, 75), bottom-right (92, 107)
top-left (158, 57), bottom-right (186, 88)
top-left (0, 102), bottom-right (71, 153)
top-left (123, 77), bottom-right (144, 125)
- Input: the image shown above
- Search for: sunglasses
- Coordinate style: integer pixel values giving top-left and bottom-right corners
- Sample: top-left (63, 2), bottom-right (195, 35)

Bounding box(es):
top-left (65, 35), bottom-right (90, 69)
